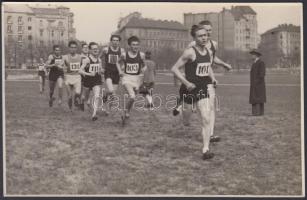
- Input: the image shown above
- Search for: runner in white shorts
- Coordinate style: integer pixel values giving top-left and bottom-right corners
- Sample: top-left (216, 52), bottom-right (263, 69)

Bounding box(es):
top-left (63, 40), bottom-right (82, 111)
top-left (118, 36), bottom-right (147, 124)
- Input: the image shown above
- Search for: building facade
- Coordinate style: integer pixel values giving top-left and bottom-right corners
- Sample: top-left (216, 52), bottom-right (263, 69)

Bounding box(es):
top-left (115, 12), bottom-right (190, 55)
top-left (259, 24), bottom-right (300, 67)
top-left (4, 4), bottom-right (76, 67)
top-left (184, 6), bottom-right (260, 53)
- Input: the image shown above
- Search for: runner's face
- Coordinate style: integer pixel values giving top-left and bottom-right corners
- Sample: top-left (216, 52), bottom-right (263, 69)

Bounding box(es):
top-left (202, 25), bottom-right (212, 38)
top-left (82, 45), bottom-right (89, 54)
top-left (195, 29), bottom-right (208, 47)
top-left (69, 44), bottom-right (77, 54)
top-left (90, 45), bottom-right (99, 56)
top-left (54, 48), bottom-right (61, 56)
top-left (111, 38), bottom-right (120, 48)
top-left (130, 41), bottom-right (139, 53)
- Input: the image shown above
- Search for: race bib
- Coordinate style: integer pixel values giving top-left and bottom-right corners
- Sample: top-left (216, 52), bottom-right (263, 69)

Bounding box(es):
top-left (196, 63), bottom-right (210, 77)
top-left (89, 63), bottom-right (100, 73)
top-left (69, 62), bottom-right (80, 71)
top-left (38, 65), bottom-right (45, 71)
top-left (54, 59), bottom-right (63, 69)
top-left (108, 54), bottom-right (119, 64)
top-left (125, 63), bottom-right (139, 74)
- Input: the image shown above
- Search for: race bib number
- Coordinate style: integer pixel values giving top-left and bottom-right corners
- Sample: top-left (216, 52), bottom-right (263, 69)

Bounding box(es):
top-left (196, 63), bottom-right (210, 77)
top-left (89, 64), bottom-right (100, 73)
top-left (126, 63), bottom-right (139, 74)
top-left (38, 65), bottom-right (45, 71)
top-left (69, 62), bottom-right (80, 71)
top-left (108, 54), bottom-right (119, 64)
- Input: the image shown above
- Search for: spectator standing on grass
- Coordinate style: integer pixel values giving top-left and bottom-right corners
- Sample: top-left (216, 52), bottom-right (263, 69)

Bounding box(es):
top-left (249, 49), bottom-right (266, 116)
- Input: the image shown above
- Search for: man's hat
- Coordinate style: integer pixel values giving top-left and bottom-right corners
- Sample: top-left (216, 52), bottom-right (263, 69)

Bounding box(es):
top-left (249, 49), bottom-right (262, 56)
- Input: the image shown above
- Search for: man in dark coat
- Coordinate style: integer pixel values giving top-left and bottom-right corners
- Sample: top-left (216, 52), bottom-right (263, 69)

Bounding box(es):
top-left (249, 49), bottom-right (266, 116)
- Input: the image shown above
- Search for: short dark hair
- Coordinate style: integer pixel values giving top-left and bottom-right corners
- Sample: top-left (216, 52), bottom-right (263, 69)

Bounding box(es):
top-left (89, 42), bottom-right (98, 49)
top-left (128, 36), bottom-right (140, 45)
top-left (199, 20), bottom-right (212, 26)
top-left (110, 34), bottom-right (121, 41)
top-left (190, 25), bottom-right (205, 37)
top-left (81, 43), bottom-right (88, 48)
top-left (68, 40), bottom-right (78, 47)
top-left (53, 45), bottom-right (60, 51)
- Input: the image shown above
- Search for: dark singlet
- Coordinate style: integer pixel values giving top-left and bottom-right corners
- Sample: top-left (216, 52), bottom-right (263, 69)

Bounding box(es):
top-left (209, 40), bottom-right (216, 61)
top-left (84, 56), bottom-right (101, 81)
top-left (124, 51), bottom-right (143, 75)
top-left (184, 46), bottom-right (212, 87)
top-left (50, 55), bottom-right (64, 73)
top-left (105, 47), bottom-right (121, 71)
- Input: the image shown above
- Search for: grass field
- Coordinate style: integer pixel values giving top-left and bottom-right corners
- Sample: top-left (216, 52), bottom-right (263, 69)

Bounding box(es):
top-left (4, 72), bottom-right (302, 195)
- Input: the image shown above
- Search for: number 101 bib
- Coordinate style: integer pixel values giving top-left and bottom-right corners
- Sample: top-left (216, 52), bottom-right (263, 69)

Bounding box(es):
top-left (89, 63), bottom-right (101, 73)
top-left (196, 62), bottom-right (210, 77)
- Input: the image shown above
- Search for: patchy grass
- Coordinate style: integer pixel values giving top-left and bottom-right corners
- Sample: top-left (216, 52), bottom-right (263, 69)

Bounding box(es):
top-left (5, 73), bottom-right (302, 195)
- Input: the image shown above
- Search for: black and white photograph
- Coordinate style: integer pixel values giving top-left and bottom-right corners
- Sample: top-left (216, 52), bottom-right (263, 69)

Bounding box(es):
top-left (2, 1), bottom-right (304, 197)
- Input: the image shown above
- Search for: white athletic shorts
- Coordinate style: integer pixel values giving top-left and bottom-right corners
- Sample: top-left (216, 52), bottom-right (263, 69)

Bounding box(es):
top-left (122, 74), bottom-right (142, 90)
top-left (65, 74), bottom-right (81, 94)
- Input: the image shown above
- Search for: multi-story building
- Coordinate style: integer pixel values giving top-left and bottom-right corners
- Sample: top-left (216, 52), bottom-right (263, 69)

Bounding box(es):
top-left (3, 4), bottom-right (76, 67)
top-left (115, 12), bottom-right (190, 55)
top-left (259, 24), bottom-right (300, 67)
top-left (184, 6), bottom-right (259, 53)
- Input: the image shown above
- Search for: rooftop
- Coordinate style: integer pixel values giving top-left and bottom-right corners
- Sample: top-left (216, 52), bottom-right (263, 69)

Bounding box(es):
top-left (3, 4), bottom-right (34, 14)
top-left (262, 24), bottom-right (300, 35)
top-left (123, 17), bottom-right (188, 31)
top-left (230, 6), bottom-right (257, 20)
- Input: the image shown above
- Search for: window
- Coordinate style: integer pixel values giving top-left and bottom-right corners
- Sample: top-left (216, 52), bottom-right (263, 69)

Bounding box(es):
top-left (18, 26), bottom-right (23, 32)
top-left (58, 21), bottom-right (63, 26)
top-left (40, 20), bottom-right (43, 26)
top-left (28, 17), bottom-right (31, 22)
top-left (28, 26), bottom-right (32, 30)
top-left (61, 31), bottom-right (64, 37)
top-left (18, 16), bottom-right (22, 23)
top-left (28, 35), bottom-right (32, 40)
top-left (51, 30), bottom-right (54, 37)
top-left (18, 35), bottom-right (22, 42)
top-left (7, 16), bottom-right (12, 23)
top-left (7, 25), bottom-right (12, 33)
top-left (40, 40), bottom-right (44, 46)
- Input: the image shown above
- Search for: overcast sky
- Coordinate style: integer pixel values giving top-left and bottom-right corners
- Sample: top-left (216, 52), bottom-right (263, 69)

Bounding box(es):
top-left (9, 2), bottom-right (302, 44)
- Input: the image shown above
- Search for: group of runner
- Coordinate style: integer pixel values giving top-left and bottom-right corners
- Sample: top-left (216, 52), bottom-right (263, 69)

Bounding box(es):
top-left (36, 20), bottom-right (232, 160)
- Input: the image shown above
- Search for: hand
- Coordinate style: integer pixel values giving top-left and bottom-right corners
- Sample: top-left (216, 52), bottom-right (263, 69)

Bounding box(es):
top-left (88, 72), bottom-right (95, 77)
top-left (186, 82), bottom-right (196, 91)
top-left (225, 63), bottom-right (232, 71)
top-left (119, 71), bottom-right (124, 77)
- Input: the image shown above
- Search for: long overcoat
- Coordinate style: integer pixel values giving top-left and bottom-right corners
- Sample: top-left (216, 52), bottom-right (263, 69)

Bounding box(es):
top-left (249, 59), bottom-right (266, 104)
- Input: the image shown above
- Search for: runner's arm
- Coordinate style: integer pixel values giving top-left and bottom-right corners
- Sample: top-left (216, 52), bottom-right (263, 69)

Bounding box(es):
top-left (171, 48), bottom-right (195, 88)
top-left (45, 55), bottom-right (55, 69)
top-left (79, 57), bottom-right (94, 76)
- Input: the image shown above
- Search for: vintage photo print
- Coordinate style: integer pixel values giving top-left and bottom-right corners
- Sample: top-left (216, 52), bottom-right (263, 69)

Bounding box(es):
top-left (2, 1), bottom-right (304, 197)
